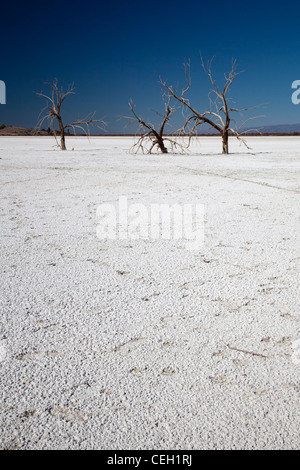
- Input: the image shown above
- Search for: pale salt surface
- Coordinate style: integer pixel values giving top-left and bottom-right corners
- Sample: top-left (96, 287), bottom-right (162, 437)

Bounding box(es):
top-left (0, 135), bottom-right (299, 450)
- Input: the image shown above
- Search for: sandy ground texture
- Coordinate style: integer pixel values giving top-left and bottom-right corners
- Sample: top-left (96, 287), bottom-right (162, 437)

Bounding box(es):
top-left (0, 136), bottom-right (299, 450)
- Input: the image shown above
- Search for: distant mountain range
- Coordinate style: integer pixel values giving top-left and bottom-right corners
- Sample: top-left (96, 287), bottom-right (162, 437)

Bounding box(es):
top-left (199, 123), bottom-right (300, 135)
top-left (0, 125), bottom-right (50, 136)
top-left (249, 123), bottom-right (300, 134)
top-left (2, 123), bottom-right (300, 136)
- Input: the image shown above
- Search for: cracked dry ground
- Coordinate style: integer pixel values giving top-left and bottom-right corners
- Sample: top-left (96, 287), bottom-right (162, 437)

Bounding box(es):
top-left (0, 136), bottom-right (299, 450)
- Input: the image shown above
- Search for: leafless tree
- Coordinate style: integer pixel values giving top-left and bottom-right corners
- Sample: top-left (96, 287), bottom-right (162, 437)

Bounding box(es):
top-left (121, 91), bottom-right (186, 154)
top-left (35, 79), bottom-right (106, 150)
top-left (160, 58), bottom-right (263, 154)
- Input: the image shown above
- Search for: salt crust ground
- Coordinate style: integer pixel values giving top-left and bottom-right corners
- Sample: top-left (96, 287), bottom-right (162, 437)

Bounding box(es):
top-left (0, 136), bottom-right (299, 450)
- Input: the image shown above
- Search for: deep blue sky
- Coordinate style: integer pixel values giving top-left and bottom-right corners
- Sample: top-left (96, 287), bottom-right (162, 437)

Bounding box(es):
top-left (1, 0), bottom-right (300, 133)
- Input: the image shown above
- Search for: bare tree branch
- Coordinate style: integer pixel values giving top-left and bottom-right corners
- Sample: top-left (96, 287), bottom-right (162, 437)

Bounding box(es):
top-left (34, 80), bottom-right (106, 150)
top-left (160, 58), bottom-right (264, 154)
top-left (121, 90), bottom-right (188, 154)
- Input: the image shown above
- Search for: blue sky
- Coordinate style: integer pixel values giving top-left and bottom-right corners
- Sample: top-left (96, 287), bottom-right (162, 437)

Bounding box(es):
top-left (0, 0), bottom-right (300, 133)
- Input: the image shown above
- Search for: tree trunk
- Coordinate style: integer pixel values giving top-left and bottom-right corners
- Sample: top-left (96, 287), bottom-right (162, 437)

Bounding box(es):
top-left (57, 117), bottom-right (66, 150)
top-left (222, 131), bottom-right (229, 154)
top-left (60, 133), bottom-right (66, 151)
top-left (157, 137), bottom-right (168, 154)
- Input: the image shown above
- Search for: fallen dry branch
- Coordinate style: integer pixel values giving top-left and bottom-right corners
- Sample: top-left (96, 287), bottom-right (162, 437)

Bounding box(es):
top-left (226, 344), bottom-right (268, 358)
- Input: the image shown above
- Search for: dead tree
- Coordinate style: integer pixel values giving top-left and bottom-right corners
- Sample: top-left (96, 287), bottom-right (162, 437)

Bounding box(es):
top-left (122, 91), bottom-right (186, 154)
top-left (160, 58), bottom-right (262, 154)
top-left (35, 79), bottom-right (105, 150)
